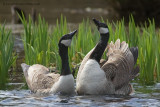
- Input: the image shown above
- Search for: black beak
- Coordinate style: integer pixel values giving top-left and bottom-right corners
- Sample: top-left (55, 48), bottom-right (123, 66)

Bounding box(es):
top-left (92, 18), bottom-right (100, 27)
top-left (69, 30), bottom-right (77, 38)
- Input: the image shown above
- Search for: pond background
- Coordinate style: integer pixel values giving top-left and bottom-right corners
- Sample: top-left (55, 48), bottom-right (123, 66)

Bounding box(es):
top-left (1, 0), bottom-right (160, 25)
top-left (0, 0), bottom-right (119, 24)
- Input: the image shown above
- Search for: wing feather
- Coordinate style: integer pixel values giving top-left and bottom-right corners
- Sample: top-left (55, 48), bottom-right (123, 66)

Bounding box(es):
top-left (31, 73), bottom-right (60, 92)
top-left (102, 39), bottom-right (139, 90)
top-left (22, 64), bottom-right (60, 93)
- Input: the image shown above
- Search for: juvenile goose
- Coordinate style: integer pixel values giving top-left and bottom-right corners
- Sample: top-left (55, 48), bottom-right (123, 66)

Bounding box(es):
top-left (21, 30), bottom-right (77, 95)
top-left (76, 19), bottom-right (139, 95)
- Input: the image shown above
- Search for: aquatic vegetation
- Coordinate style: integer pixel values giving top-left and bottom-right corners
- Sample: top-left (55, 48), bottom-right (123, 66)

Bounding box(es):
top-left (0, 24), bottom-right (17, 88)
top-left (137, 20), bottom-right (160, 84)
top-left (106, 16), bottom-right (160, 84)
top-left (20, 14), bottom-right (51, 66)
top-left (49, 16), bottom-right (69, 70)
top-left (20, 15), bottom-right (160, 84)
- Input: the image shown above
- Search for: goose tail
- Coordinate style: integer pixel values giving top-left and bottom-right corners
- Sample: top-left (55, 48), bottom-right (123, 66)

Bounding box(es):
top-left (130, 47), bottom-right (138, 65)
top-left (21, 63), bottom-right (30, 77)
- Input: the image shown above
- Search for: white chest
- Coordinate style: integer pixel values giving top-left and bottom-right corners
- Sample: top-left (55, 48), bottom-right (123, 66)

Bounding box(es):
top-left (76, 59), bottom-right (113, 94)
top-left (50, 74), bottom-right (75, 95)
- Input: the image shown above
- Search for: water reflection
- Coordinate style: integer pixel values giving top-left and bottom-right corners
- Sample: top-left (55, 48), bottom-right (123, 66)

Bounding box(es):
top-left (0, 83), bottom-right (160, 107)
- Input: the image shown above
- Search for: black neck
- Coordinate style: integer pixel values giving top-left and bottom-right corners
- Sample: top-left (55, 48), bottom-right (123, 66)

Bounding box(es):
top-left (59, 45), bottom-right (71, 76)
top-left (89, 33), bottom-right (109, 62)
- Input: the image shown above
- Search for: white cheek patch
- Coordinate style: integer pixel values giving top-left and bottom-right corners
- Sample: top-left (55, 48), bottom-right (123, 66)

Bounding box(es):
top-left (61, 39), bottom-right (72, 46)
top-left (99, 27), bottom-right (109, 34)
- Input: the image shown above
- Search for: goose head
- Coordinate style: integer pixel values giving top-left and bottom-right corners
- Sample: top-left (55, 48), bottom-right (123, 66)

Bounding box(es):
top-left (58, 30), bottom-right (77, 76)
top-left (93, 18), bottom-right (109, 35)
top-left (88, 18), bottom-right (109, 63)
top-left (58, 30), bottom-right (77, 47)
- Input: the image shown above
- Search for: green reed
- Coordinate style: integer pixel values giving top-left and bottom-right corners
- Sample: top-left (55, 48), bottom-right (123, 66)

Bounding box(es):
top-left (50, 16), bottom-right (69, 71)
top-left (106, 16), bottom-right (160, 84)
top-left (20, 14), bottom-right (160, 84)
top-left (20, 14), bottom-right (51, 66)
top-left (0, 24), bottom-right (17, 88)
top-left (137, 20), bottom-right (160, 84)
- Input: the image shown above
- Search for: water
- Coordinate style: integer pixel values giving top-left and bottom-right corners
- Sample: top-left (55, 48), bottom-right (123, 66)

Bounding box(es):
top-left (0, 83), bottom-right (160, 107)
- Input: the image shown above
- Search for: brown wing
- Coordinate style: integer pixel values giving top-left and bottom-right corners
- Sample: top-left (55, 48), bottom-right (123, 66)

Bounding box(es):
top-left (100, 59), bottom-right (107, 67)
top-left (23, 64), bottom-right (60, 93)
top-left (31, 73), bottom-right (60, 93)
top-left (102, 39), bottom-right (139, 91)
top-left (115, 84), bottom-right (133, 95)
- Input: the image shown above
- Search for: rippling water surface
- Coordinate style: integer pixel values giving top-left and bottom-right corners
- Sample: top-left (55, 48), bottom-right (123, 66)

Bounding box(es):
top-left (0, 83), bottom-right (160, 107)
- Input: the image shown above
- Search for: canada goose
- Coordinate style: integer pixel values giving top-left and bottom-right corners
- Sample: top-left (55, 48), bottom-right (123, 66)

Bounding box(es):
top-left (76, 19), bottom-right (139, 95)
top-left (11, 5), bottom-right (36, 24)
top-left (21, 30), bottom-right (77, 95)
top-left (11, 5), bottom-right (25, 24)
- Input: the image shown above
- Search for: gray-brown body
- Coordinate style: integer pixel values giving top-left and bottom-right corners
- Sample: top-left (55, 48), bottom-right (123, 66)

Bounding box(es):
top-left (76, 39), bottom-right (139, 95)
